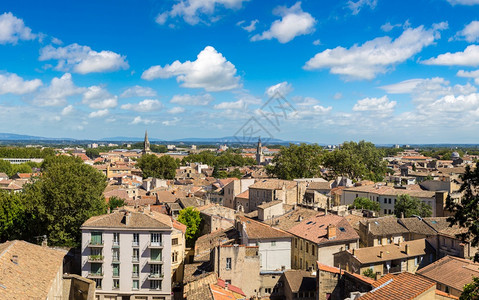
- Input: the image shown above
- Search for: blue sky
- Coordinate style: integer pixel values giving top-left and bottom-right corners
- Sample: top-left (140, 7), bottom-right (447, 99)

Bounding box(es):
top-left (1, 0), bottom-right (479, 143)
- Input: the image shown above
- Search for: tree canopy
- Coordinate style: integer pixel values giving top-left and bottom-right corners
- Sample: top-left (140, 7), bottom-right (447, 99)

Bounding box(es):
top-left (108, 196), bottom-right (126, 211)
top-left (350, 197), bottom-right (380, 212)
top-left (136, 154), bottom-right (179, 179)
top-left (394, 194), bottom-right (432, 218)
top-left (177, 207), bottom-right (202, 247)
top-left (461, 276), bottom-right (479, 300)
top-left (0, 147), bottom-right (55, 158)
top-left (266, 143), bottom-right (324, 180)
top-left (182, 150), bottom-right (255, 168)
top-left (446, 162), bottom-right (479, 261)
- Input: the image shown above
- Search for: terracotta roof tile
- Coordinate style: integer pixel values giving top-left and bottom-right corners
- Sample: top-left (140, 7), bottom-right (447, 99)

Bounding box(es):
top-left (349, 239), bottom-right (428, 264)
top-left (249, 179), bottom-right (297, 190)
top-left (81, 210), bottom-right (171, 229)
top-left (237, 216), bottom-right (292, 240)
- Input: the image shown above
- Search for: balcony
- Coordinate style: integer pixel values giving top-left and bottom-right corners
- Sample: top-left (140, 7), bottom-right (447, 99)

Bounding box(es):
top-left (132, 241), bottom-right (140, 247)
top-left (112, 256), bottom-right (120, 263)
top-left (148, 258), bottom-right (163, 264)
top-left (87, 272), bottom-right (104, 278)
top-left (112, 241), bottom-right (120, 248)
top-left (87, 255), bottom-right (104, 263)
top-left (148, 241), bottom-right (164, 248)
top-left (132, 256), bottom-right (140, 263)
top-left (148, 273), bottom-right (164, 280)
top-left (88, 240), bottom-right (104, 247)
top-left (132, 272), bottom-right (139, 278)
top-left (112, 272), bottom-right (120, 278)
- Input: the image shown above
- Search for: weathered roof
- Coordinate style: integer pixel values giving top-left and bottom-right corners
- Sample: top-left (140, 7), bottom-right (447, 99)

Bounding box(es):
top-left (343, 184), bottom-right (435, 198)
top-left (283, 270), bottom-right (316, 293)
top-left (0, 240), bottom-right (66, 299)
top-left (237, 215), bottom-right (292, 240)
top-left (398, 217), bottom-right (439, 236)
top-left (194, 227), bottom-right (238, 262)
top-left (249, 179), bottom-right (297, 190)
top-left (81, 210), bottom-right (171, 229)
top-left (235, 190), bottom-right (249, 199)
top-left (271, 207), bottom-right (322, 231)
top-left (257, 200), bottom-right (283, 209)
top-left (417, 255), bottom-right (479, 292)
top-left (288, 214), bottom-right (359, 245)
top-left (306, 181), bottom-right (331, 191)
top-left (316, 262), bottom-right (375, 285)
top-left (361, 216), bottom-right (409, 236)
top-left (359, 272), bottom-right (435, 300)
top-left (349, 239), bottom-right (428, 264)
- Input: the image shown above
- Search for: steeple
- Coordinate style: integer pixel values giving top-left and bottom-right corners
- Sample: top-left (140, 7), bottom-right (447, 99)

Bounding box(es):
top-left (142, 130), bottom-right (151, 155)
top-left (256, 137), bottom-right (264, 165)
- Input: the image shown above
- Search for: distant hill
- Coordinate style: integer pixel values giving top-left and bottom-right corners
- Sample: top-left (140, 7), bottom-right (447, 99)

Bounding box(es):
top-left (173, 136), bottom-right (309, 145)
top-left (100, 136), bottom-right (164, 142)
top-left (0, 133), bottom-right (74, 141)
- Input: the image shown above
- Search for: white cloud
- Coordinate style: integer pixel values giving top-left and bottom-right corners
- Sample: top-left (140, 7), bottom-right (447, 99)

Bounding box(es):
top-left (313, 39), bottom-right (321, 45)
top-left (61, 105), bottom-right (75, 116)
top-left (89, 109), bottom-right (109, 118)
top-left (162, 117), bottom-right (181, 126)
top-left (266, 81), bottom-right (293, 97)
top-left (304, 25), bottom-right (442, 80)
top-left (456, 21), bottom-right (479, 42)
top-left (347, 0), bottom-right (377, 15)
top-left (423, 45), bottom-right (479, 66)
top-left (120, 85), bottom-right (157, 98)
top-left (39, 43), bottom-right (129, 74)
top-left (380, 22), bottom-right (401, 32)
top-left (170, 94), bottom-right (213, 106)
top-left (33, 73), bottom-right (84, 106)
top-left (288, 97), bottom-right (332, 119)
top-left (82, 86), bottom-right (118, 109)
top-left (352, 95), bottom-right (397, 115)
top-left (0, 72), bottom-right (42, 94)
top-left (238, 19), bottom-right (258, 32)
top-left (131, 116), bottom-right (157, 125)
top-left (121, 99), bottom-right (163, 112)
top-left (168, 106), bottom-right (186, 114)
top-left (333, 92), bottom-right (343, 100)
top-left (447, 0), bottom-right (479, 5)
top-left (0, 12), bottom-right (36, 44)
top-left (142, 46), bottom-right (241, 91)
top-left (156, 0), bottom-right (249, 25)
top-left (213, 99), bottom-right (246, 110)
top-left (457, 69), bottom-right (479, 84)
top-left (251, 2), bottom-right (316, 43)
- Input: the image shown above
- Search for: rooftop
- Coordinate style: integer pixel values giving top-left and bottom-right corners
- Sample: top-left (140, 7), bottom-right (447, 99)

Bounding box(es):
top-left (81, 210), bottom-right (171, 229)
top-left (348, 239), bottom-right (428, 264)
top-left (283, 270), bottom-right (316, 293)
top-left (249, 179), bottom-right (297, 190)
top-left (237, 215), bottom-right (292, 240)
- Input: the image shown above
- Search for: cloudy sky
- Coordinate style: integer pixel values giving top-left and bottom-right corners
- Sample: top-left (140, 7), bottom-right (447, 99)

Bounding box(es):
top-left (1, 0), bottom-right (479, 143)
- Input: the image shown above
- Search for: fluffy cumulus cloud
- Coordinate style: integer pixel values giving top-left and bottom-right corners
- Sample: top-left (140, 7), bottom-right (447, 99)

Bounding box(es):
top-left (82, 86), bottom-right (118, 109)
top-left (120, 85), bottom-right (157, 98)
top-left (213, 99), bottom-right (247, 110)
top-left (33, 73), bottom-right (84, 106)
top-left (156, 0), bottom-right (249, 25)
top-left (347, 0), bottom-right (377, 15)
top-left (0, 12), bottom-right (36, 44)
top-left (424, 45), bottom-right (479, 66)
top-left (304, 25), bottom-right (444, 80)
top-left (0, 72), bottom-right (42, 95)
top-left (170, 93), bottom-right (213, 106)
top-left (39, 43), bottom-right (129, 74)
top-left (352, 95), bottom-right (397, 115)
top-left (131, 116), bottom-right (156, 125)
top-left (121, 99), bottom-right (163, 112)
top-left (61, 105), bottom-right (75, 116)
top-left (457, 69), bottom-right (479, 84)
top-left (89, 109), bottom-right (109, 118)
top-left (168, 106), bottom-right (186, 114)
top-left (447, 0), bottom-right (479, 5)
top-left (455, 21), bottom-right (479, 42)
top-left (251, 2), bottom-right (316, 43)
top-left (142, 46), bottom-right (240, 91)
top-left (265, 81), bottom-right (293, 97)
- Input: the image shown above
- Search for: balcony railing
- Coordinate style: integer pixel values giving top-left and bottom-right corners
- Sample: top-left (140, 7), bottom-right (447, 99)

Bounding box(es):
top-left (149, 257), bottom-right (163, 264)
top-left (148, 241), bottom-right (164, 248)
top-left (132, 241), bottom-right (140, 247)
top-left (112, 241), bottom-right (120, 248)
top-left (88, 271), bottom-right (104, 278)
top-left (132, 256), bottom-right (140, 262)
top-left (88, 255), bottom-right (104, 262)
top-left (148, 273), bottom-right (164, 280)
top-left (112, 256), bottom-right (120, 263)
top-left (88, 240), bottom-right (104, 247)
top-left (132, 272), bottom-right (139, 278)
top-left (113, 272), bottom-right (120, 278)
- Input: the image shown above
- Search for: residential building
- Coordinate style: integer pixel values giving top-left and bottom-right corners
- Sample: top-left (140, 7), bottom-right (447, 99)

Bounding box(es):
top-left (199, 204), bottom-right (237, 235)
top-left (222, 178), bottom-right (255, 209)
top-left (333, 239), bottom-right (433, 277)
top-left (248, 179), bottom-right (304, 212)
top-left (270, 270), bottom-right (316, 300)
top-left (358, 216), bottom-right (409, 247)
top-left (288, 213), bottom-right (359, 269)
top-left (81, 210), bottom-right (173, 300)
top-left (236, 215), bottom-right (293, 272)
top-left (257, 200), bottom-right (284, 221)
top-left (426, 225), bottom-right (479, 259)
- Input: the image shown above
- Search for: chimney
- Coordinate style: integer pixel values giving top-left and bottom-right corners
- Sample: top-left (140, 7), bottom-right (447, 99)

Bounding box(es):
top-left (11, 255), bottom-right (18, 264)
top-left (297, 215), bottom-right (303, 222)
top-left (352, 248), bottom-right (355, 256)
top-left (327, 225), bottom-right (336, 240)
top-left (123, 211), bottom-right (130, 225)
top-left (405, 244), bottom-right (410, 255)
top-left (368, 222), bottom-right (371, 231)
top-left (107, 207), bottom-right (111, 214)
top-left (379, 251), bottom-right (383, 258)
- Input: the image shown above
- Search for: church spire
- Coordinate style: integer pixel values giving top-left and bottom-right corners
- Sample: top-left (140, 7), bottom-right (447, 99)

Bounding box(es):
top-left (142, 130), bottom-right (151, 155)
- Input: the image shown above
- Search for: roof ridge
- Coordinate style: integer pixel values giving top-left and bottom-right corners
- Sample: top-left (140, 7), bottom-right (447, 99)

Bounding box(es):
top-left (0, 240), bottom-right (16, 258)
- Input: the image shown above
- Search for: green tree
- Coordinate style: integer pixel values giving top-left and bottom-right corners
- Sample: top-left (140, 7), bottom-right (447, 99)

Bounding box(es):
top-left (446, 162), bottom-right (479, 262)
top-left (0, 191), bottom-right (26, 241)
top-left (350, 197), bottom-right (380, 212)
top-left (267, 143), bottom-right (325, 180)
top-left (362, 268), bottom-right (376, 279)
top-left (108, 196), bottom-right (126, 211)
top-left (137, 154), bottom-right (179, 179)
top-left (0, 160), bottom-right (12, 177)
top-left (24, 155), bottom-right (107, 246)
top-left (177, 207), bottom-right (202, 247)
top-left (461, 277), bottom-right (479, 300)
top-left (228, 168), bottom-right (243, 179)
top-left (394, 194), bottom-right (432, 218)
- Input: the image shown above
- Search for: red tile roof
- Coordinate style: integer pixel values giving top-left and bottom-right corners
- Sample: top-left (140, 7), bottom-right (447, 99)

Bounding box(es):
top-left (237, 215), bottom-right (292, 240)
top-left (316, 262), bottom-right (375, 285)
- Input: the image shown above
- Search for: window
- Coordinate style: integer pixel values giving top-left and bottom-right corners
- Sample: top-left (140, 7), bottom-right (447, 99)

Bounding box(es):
top-left (271, 241), bottom-right (276, 247)
top-left (94, 278), bottom-right (102, 289)
top-left (312, 245), bottom-right (315, 256)
top-left (384, 209), bottom-right (387, 214)
top-left (150, 264), bottom-right (161, 276)
top-left (112, 248), bottom-right (120, 262)
top-left (300, 240), bottom-right (303, 250)
top-left (132, 280), bottom-right (139, 290)
top-left (300, 258), bottom-right (303, 269)
top-left (295, 238), bottom-right (298, 248)
top-left (151, 233), bottom-right (162, 246)
top-left (226, 257), bottom-right (232, 270)
top-left (91, 232), bottom-right (102, 245)
top-left (133, 264), bottom-right (139, 277)
top-left (172, 251), bottom-right (178, 263)
top-left (113, 233), bottom-right (120, 246)
top-left (133, 248), bottom-right (139, 262)
top-left (345, 244), bottom-right (349, 250)
top-left (388, 198), bottom-right (391, 204)
top-left (265, 288), bottom-right (272, 294)
top-left (133, 233), bottom-right (139, 246)
top-left (150, 280), bottom-right (161, 290)
top-left (378, 238), bottom-right (382, 245)
top-left (151, 249), bottom-right (162, 261)
top-left (306, 242), bottom-right (309, 253)
top-left (90, 247), bottom-right (102, 258)
top-left (90, 263), bottom-right (102, 276)
top-left (172, 238), bottom-right (178, 245)
top-left (112, 264), bottom-right (120, 277)
top-left (113, 279), bottom-right (119, 289)
top-left (384, 198), bottom-right (387, 204)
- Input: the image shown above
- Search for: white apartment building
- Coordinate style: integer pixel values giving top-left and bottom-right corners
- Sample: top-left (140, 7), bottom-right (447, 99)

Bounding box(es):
top-left (81, 210), bottom-right (173, 300)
